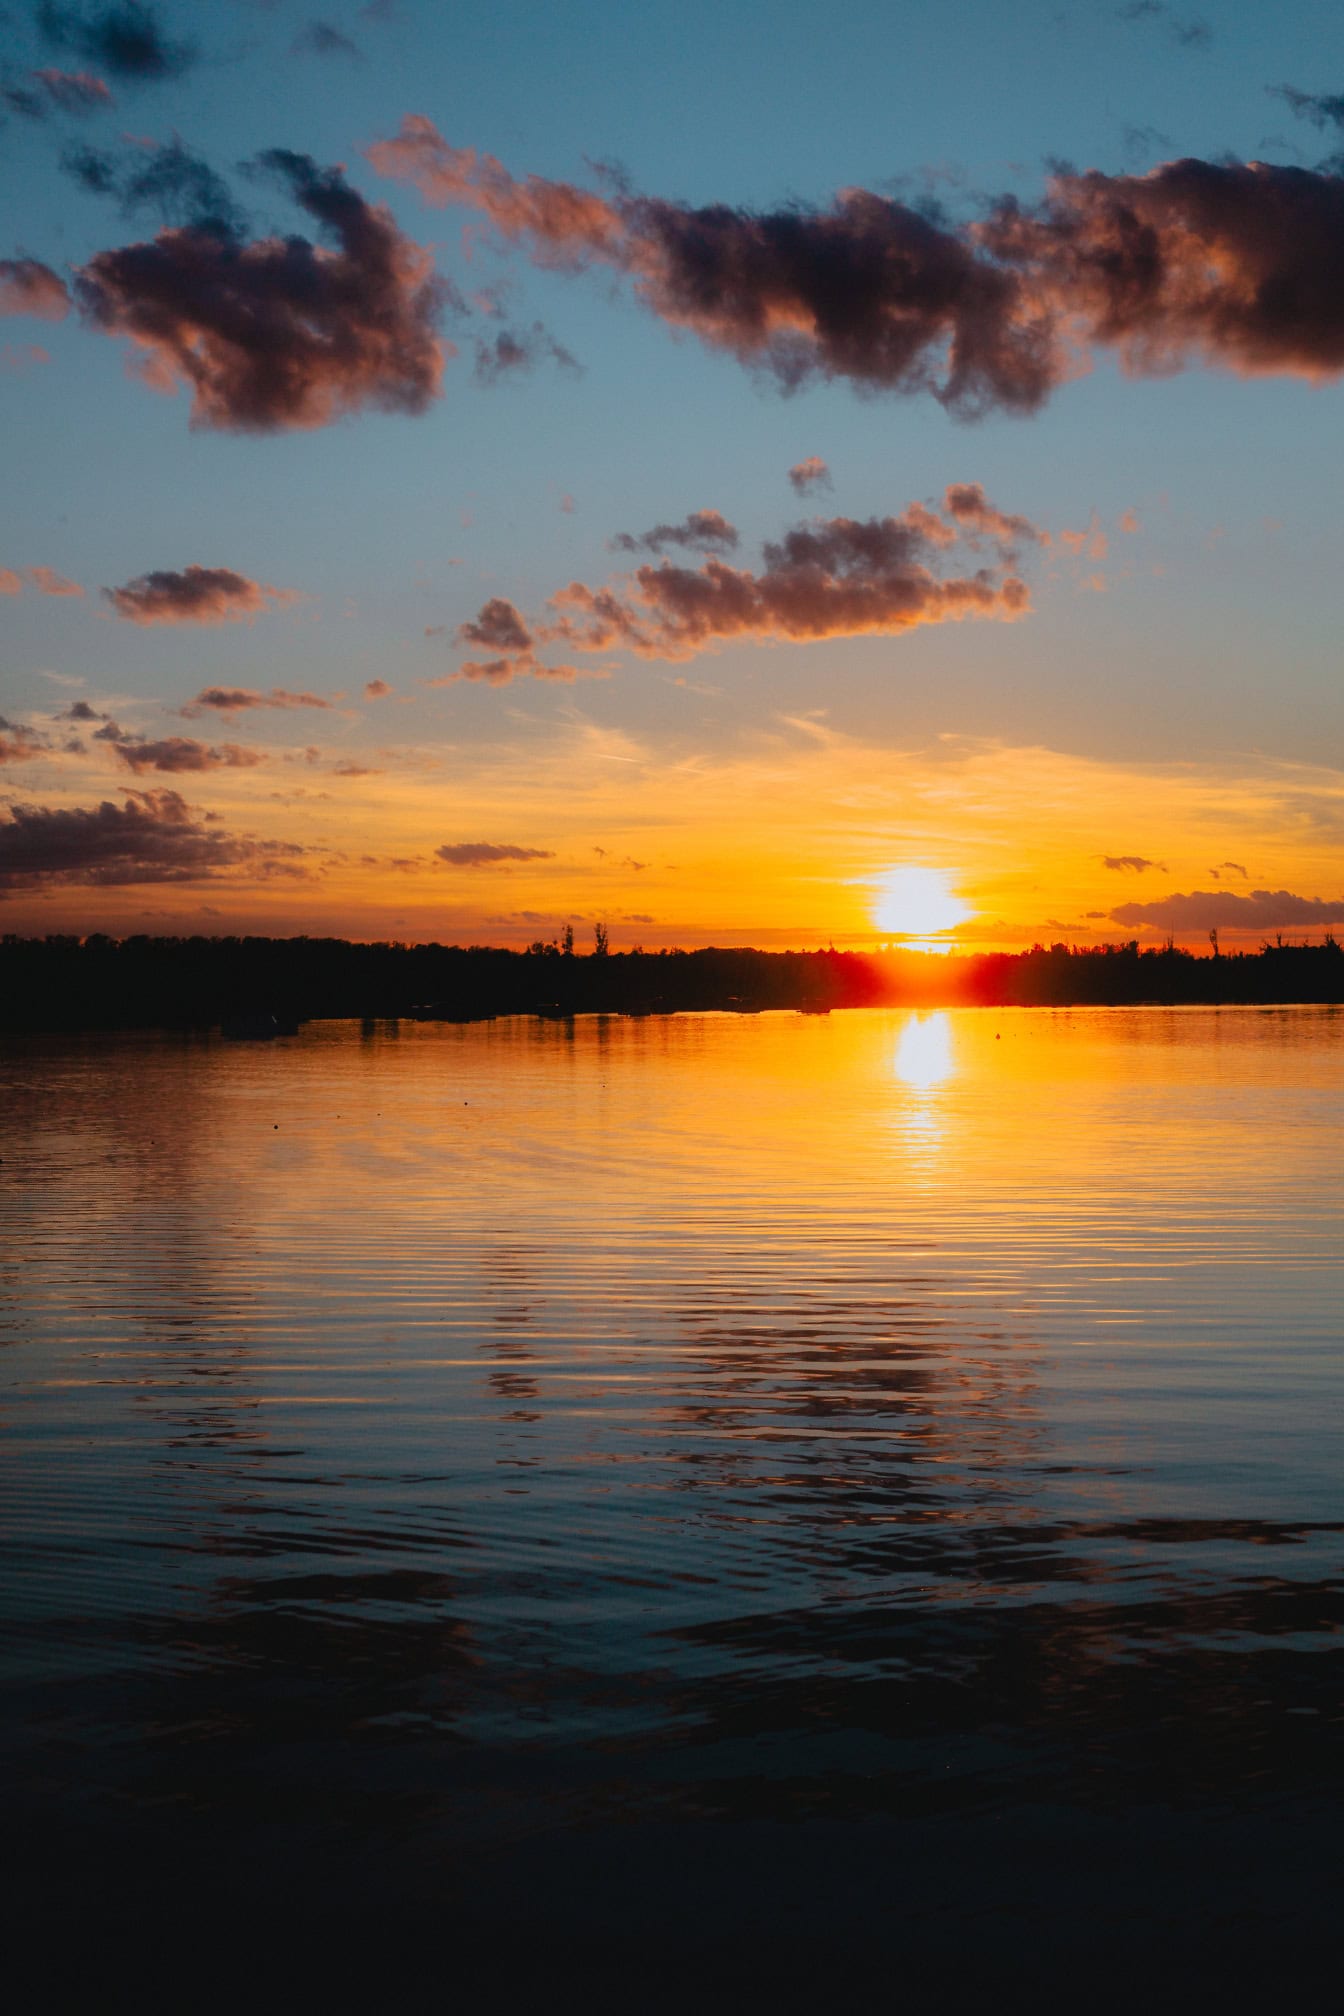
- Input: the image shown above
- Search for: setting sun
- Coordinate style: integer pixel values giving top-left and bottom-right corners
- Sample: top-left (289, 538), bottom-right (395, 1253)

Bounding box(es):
top-left (872, 867), bottom-right (971, 939)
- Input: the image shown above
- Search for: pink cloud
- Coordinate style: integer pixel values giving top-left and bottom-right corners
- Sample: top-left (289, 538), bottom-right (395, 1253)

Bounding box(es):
top-left (25, 565), bottom-right (84, 597)
top-left (788, 457), bottom-right (831, 495)
top-left (0, 258), bottom-right (70, 321)
top-left (104, 565), bottom-right (300, 625)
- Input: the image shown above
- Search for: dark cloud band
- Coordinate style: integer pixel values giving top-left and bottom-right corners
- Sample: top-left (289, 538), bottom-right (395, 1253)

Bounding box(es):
top-left (369, 119), bottom-right (1344, 411)
top-left (436, 842), bottom-right (555, 866)
top-left (0, 789), bottom-right (303, 891)
top-left (1110, 888), bottom-right (1344, 930)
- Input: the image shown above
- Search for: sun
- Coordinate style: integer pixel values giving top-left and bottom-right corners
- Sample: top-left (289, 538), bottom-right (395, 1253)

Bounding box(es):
top-left (872, 866), bottom-right (971, 939)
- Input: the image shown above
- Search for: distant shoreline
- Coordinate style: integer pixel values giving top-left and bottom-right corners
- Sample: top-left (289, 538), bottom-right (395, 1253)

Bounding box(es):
top-left (2, 934), bottom-right (1340, 1033)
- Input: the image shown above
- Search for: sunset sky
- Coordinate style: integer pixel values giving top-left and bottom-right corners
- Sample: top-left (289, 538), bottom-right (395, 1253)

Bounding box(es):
top-left (2, 0), bottom-right (1342, 949)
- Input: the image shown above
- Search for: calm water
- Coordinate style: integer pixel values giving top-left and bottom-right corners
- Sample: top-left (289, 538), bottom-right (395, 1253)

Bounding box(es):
top-left (3, 1007), bottom-right (1341, 1999)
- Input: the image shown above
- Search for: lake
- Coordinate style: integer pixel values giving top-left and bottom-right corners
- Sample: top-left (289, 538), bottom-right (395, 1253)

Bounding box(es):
top-left (3, 1006), bottom-right (1341, 2002)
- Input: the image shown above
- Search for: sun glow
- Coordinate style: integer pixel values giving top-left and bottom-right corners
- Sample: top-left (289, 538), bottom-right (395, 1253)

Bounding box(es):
top-left (872, 866), bottom-right (971, 940)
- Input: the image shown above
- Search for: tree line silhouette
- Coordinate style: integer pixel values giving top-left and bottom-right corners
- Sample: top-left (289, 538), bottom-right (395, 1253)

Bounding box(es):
top-left (2, 930), bottom-right (1340, 1032)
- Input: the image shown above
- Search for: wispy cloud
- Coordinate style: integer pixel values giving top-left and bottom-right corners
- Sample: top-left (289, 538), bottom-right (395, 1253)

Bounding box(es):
top-left (0, 258), bottom-right (70, 320)
top-left (184, 686), bottom-right (333, 714)
top-left (610, 509), bottom-right (739, 556)
top-left (291, 22), bottom-right (362, 62)
top-left (36, 3), bottom-right (196, 82)
top-left (0, 563), bottom-right (84, 597)
top-left (473, 321), bottom-right (579, 385)
top-left (436, 841), bottom-right (555, 866)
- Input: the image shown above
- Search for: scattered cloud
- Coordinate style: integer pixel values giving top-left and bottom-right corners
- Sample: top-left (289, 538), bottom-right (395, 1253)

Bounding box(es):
top-left (1109, 888), bottom-right (1344, 930)
top-left (8, 564), bottom-right (85, 596)
top-left (1059, 511), bottom-right (1108, 561)
top-left (0, 715), bottom-right (53, 764)
top-left (435, 841), bottom-right (555, 866)
top-left (291, 22), bottom-right (362, 61)
top-left (104, 564), bottom-right (300, 624)
top-left (1, 341), bottom-right (53, 371)
top-left (64, 136), bottom-right (247, 235)
top-left (942, 482), bottom-right (1046, 555)
top-left (35, 3), bottom-right (196, 82)
top-left (1117, 4), bottom-right (1211, 50)
top-left (98, 724), bottom-right (267, 772)
top-left (435, 655), bottom-right (601, 687)
top-left (5, 66), bottom-right (115, 117)
top-left (1267, 85), bottom-right (1344, 133)
top-left (1101, 854), bottom-right (1165, 872)
top-left (610, 509), bottom-right (739, 556)
top-left (461, 487), bottom-right (1038, 672)
top-left (457, 596), bottom-right (533, 653)
top-left (0, 788), bottom-right (304, 892)
top-left (788, 456), bottom-right (831, 495)
top-left (0, 81), bottom-right (45, 121)
top-left (74, 150), bottom-right (449, 431)
top-left (1122, 122), bottom-right (1173, 167)
top-left (473, 320), bottom-right (580, 385)
top-left (364, 677), bottom-right (392, 699)
top-left (185, 686), bottom-right (333, 713)
top-left (0, 257), bottom-right (70, 320)
top-left (37, 65), bottom-right (114, 110)
top-left (1210, 859), bottom-right (1248, 879)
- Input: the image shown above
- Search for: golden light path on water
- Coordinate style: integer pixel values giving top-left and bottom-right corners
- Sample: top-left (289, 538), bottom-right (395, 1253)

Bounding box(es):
top-left (893, 1009), bottom-right (956, 1090)
top-left (1, 1006), bottom-right (1342, 1993)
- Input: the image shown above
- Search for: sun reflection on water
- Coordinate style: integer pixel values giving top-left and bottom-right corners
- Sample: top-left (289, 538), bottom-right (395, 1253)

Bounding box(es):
top-left (893, 1011), bottom-right (955, 1090)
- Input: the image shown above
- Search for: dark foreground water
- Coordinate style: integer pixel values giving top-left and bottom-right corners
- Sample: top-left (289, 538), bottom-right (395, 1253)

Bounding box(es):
top-left (3, 1007), bottom-right (1341, 2003)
